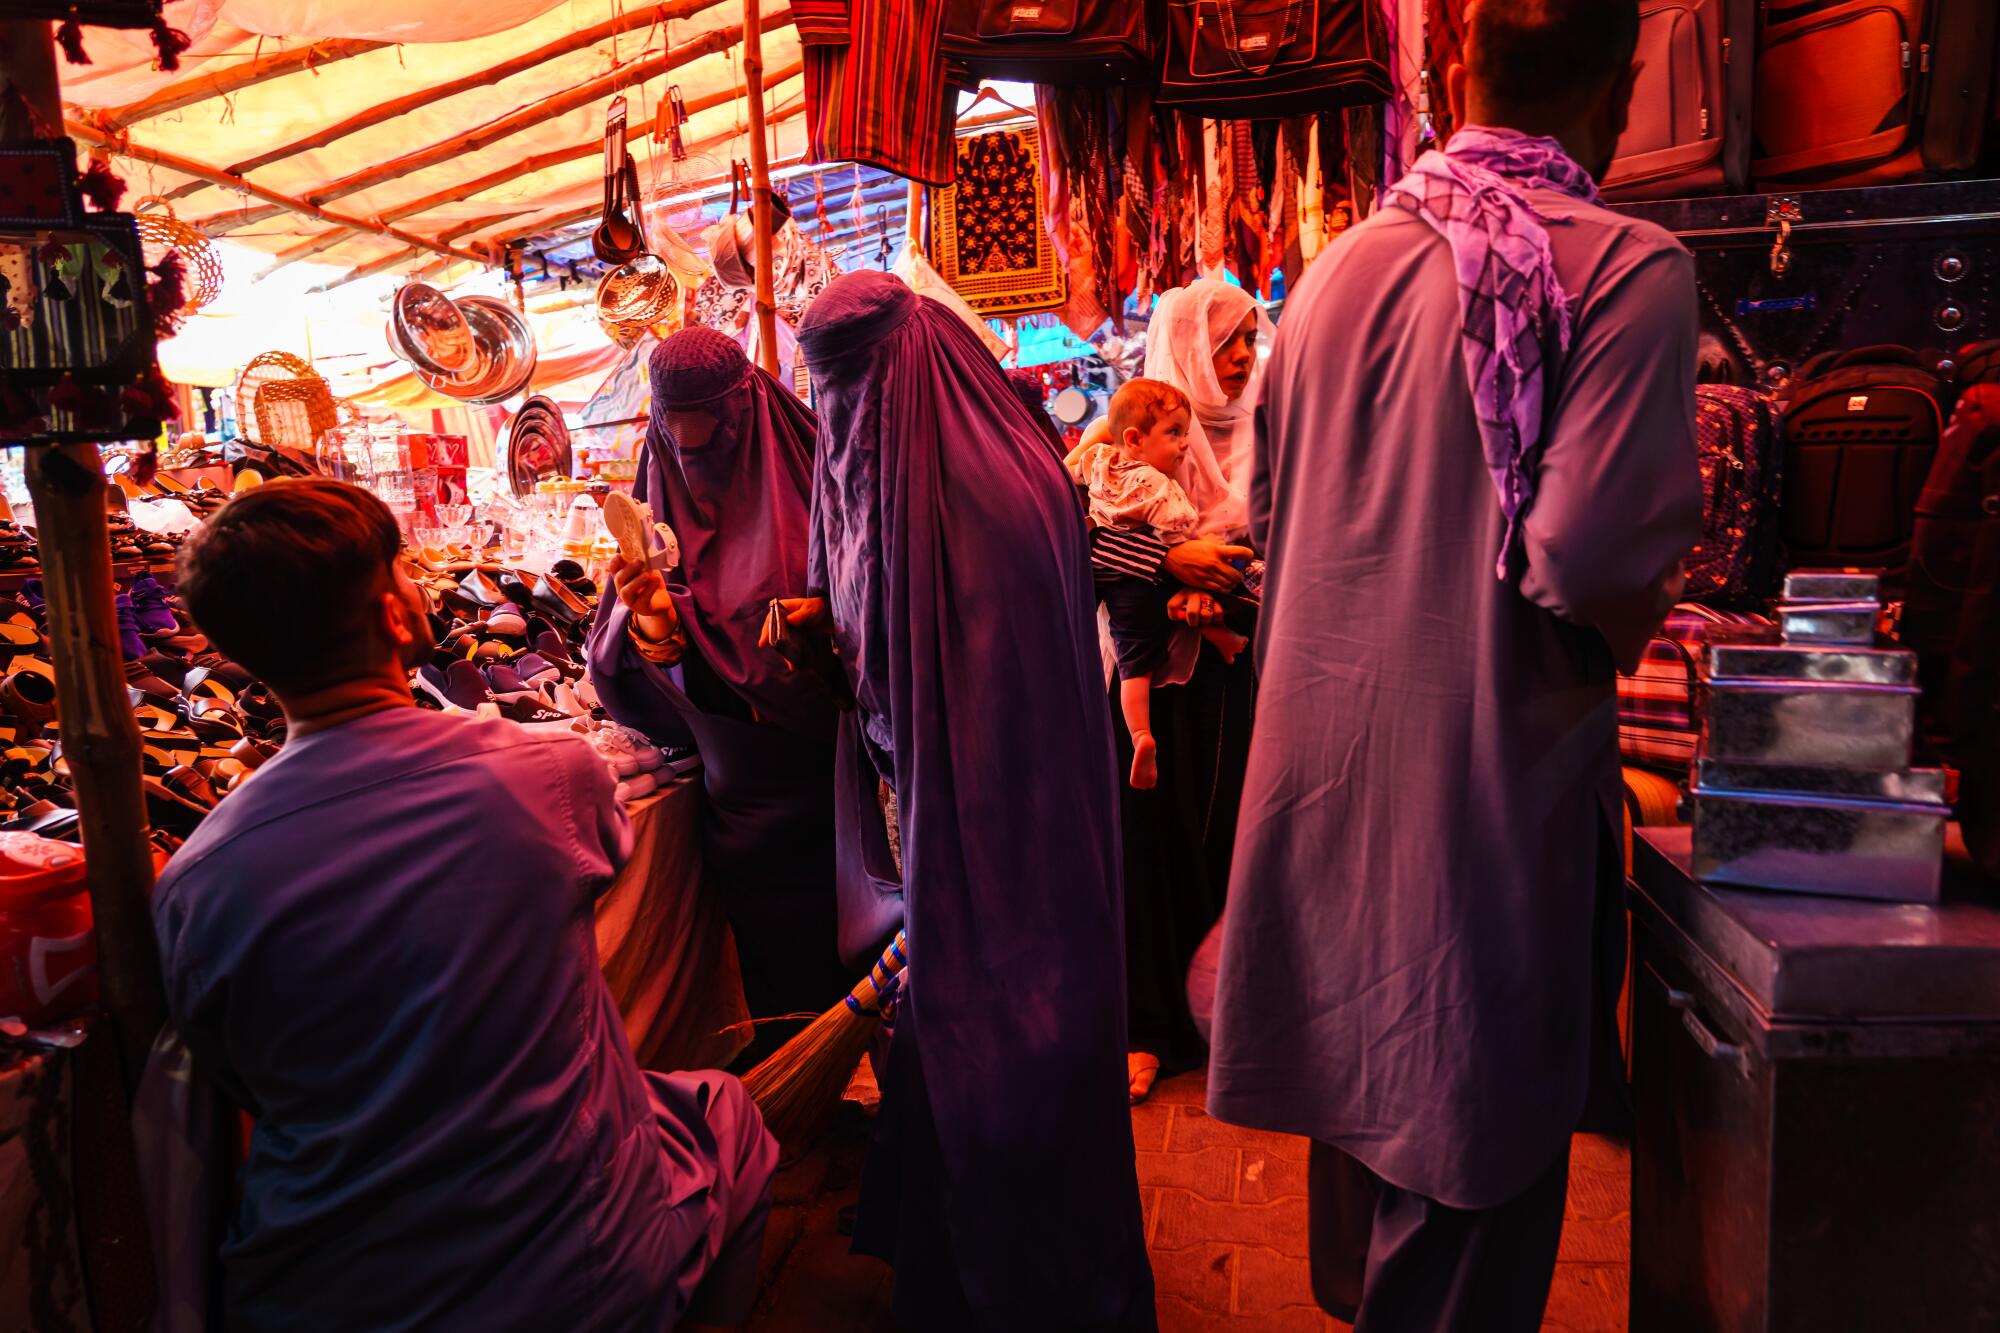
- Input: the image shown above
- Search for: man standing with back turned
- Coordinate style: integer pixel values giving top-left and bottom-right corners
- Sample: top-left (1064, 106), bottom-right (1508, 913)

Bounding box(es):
top-left (1207, 2), bottom-right (1699, 1329)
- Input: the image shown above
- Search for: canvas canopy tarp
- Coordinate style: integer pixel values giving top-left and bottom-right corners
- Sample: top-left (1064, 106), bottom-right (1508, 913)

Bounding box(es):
top-left (56, 0), bottom-right (809, 291)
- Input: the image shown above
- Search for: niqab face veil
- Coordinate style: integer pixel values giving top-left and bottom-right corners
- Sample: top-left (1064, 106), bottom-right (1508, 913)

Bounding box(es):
top-left (633, 326), bottom-right (836, 736)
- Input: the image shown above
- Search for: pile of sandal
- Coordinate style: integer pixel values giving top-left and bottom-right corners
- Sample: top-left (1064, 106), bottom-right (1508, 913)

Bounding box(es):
top-left (0, 523), bottom-right (37, 573)
top-left (0, 573), bottom-right (274, 852)
top-left (107, 511), bottom-right (181, 564)
top-left (406, 546), bottom-right (695, 790)
top-left (0, 528), bottom-right (687, 856)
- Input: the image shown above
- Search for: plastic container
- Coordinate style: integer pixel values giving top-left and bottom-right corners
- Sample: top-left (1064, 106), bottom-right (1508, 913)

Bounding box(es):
top-left (0, 832), bottom-right (95, 1027)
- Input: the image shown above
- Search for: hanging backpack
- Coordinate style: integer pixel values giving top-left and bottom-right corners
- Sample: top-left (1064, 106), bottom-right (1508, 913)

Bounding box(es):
top-left (940, 0), bottom-right (1160, 84)
top-left (1686, 384), bottom-right (1786, 607)
top-left (1955, 337), bottom-right (2000, 390)
top-left (1777, 344), bottom-right (1944, 582)
top-left (1899, 385), bottom-right (2000, 878)
top-left (1156, 0), bottom-right (1395, 118)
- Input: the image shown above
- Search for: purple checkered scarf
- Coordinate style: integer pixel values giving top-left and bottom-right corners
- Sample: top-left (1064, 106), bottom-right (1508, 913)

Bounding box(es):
top-left (1385, 126), bottom-right (1601, 579)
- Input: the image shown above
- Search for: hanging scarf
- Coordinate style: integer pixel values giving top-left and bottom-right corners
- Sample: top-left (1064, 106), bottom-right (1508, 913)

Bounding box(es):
top-left (1383, 125), bottom-right (1601, 579)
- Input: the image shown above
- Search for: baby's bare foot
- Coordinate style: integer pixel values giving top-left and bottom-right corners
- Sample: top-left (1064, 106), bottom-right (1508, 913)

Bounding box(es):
top-left (1130, 731), bottom-right (1158, 789)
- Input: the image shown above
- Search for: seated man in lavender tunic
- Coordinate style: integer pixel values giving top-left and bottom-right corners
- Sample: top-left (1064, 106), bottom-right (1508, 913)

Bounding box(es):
top-left (155, 479), bottom-right (776, 1333)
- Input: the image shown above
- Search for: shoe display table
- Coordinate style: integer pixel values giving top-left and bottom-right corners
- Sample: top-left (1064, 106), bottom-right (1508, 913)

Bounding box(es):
top-left (1627, 826), bottom-right (2000, 1331)
top-left (596, 775), bottom-right (751, 1074)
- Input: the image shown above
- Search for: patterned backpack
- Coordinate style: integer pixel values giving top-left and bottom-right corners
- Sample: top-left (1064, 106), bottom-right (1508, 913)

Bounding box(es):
top-left (1685, 384), bottom-right (1786, 608)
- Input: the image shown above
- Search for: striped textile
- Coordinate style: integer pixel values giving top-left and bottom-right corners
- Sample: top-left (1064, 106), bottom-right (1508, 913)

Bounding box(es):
top-left (802, 0), bottom-right (959, 187)
top-left (1088, 525), bottom-right (1170, 586)
top-left (1617, 602), bottom-right (1771, 771)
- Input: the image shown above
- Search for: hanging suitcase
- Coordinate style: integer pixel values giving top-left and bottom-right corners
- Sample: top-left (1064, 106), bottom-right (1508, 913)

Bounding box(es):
top-left (1752, 0), bottom-right (1998, 189)
top-left (1777, 344), bottom-right (1943, 580)
top-left (1156, 0), bottom-right (1395, 118)
top-left (940, 0), bottom-right (1159, 84)
top-left (1603, 0), bottom-right (1756, 201)
top-left (1612, 179), bottom-right (2000, 389)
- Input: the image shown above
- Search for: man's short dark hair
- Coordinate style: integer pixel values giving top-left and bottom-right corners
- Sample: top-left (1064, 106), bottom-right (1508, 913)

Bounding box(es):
top-left (1468, 0), bottom-right (1641, 120)
top-left (178, 478), bottom-right (404, 694)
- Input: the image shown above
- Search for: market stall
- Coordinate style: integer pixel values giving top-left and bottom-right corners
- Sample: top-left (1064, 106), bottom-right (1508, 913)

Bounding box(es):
top-left (3, 0), bottom-right (2000, 1325)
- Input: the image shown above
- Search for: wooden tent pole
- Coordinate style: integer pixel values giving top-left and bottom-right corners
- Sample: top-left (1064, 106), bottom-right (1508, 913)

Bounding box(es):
top-left (223, 0), bottom-right (734, 178)
top-left (2, 20), bottom-right (165, 1088)
top-left (293, 12), bottom-right (791, 213)
top-left (906, 177), bottom-right (922, 253)
top-left (742, 0), bottom-right (780, 376)
top-left (91, 37), bottom-right (387, 129)
top-left (64, 118), bottom-right (492, 269)
top-left (371, 64), bottom-right (804, 228)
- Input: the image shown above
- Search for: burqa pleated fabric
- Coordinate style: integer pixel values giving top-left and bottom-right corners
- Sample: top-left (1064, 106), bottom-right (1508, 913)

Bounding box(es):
top-left (798, 271), bottom-right (1156, 1332)
top-left (587, 330), bottom-right (887, 1017)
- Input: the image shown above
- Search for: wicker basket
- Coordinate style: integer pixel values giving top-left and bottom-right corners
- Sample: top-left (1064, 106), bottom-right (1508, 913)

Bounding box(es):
top-left (236, 350), bottom-right (336, 450)
top-left (131, 195), bottom-right (224, 312)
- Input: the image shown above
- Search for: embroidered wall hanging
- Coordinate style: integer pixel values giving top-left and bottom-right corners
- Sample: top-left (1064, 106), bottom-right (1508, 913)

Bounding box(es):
top-left (929, 127), bottom-right (1066, 317)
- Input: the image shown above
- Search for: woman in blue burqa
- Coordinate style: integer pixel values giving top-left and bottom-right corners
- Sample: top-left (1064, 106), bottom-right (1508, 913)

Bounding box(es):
top-left (588, 328), bottom-right (889, 1025)
top-left (778, 270), bottom-right (1156, 1330)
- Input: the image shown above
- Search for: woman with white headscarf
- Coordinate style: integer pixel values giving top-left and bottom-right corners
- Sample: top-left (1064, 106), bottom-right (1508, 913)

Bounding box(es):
top-left (1084, 278), bottom-right (1272, 1102)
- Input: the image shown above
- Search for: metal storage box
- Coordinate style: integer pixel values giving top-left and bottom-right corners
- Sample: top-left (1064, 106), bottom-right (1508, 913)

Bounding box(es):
top-left (1701, 679), bottom-right (1917, 769)
top-left (1690, 780), bottom-right (1949, 904)
top-left (1704, 641), bottom-right (1916, 687)
top-left (1629, 828), bottom-right (2000, 1333)
top-left (1780, 569), bottom-right (1881, 603)
top-left (1773, 600), bottom-right (1878, 645)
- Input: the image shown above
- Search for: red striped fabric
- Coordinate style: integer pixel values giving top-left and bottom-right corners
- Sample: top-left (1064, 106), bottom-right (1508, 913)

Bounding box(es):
top-left (1616, 603), bottom-right (1772, 771)
top-left (803, 0), bottom-right (959, 186)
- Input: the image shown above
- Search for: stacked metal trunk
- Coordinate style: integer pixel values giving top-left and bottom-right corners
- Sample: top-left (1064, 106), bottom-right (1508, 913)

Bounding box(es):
top-left (1691, 569), bottom-right (1950, 902)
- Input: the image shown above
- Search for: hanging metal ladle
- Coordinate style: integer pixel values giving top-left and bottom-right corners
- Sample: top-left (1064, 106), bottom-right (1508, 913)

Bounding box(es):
top-left (592, 96), bottom-right (646, 264)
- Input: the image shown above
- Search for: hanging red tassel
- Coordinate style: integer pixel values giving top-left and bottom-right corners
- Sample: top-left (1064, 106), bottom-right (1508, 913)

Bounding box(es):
top-left (129, 440), bottom-right (160, 485)
top-left (78, 159), bottom-right (126, 212)
top-left (150, 21), bottom-right (191, 72)
top-left (48, 376), bottom-right (88, 413)
top-left (149, 251), bottom-right (188, 337)
top-left (56, 19), bottom-right (91, 66)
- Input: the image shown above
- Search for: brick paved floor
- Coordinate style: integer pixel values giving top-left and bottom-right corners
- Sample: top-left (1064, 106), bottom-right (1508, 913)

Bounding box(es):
top-left (746, 1070), bottom-right (1630, 1332)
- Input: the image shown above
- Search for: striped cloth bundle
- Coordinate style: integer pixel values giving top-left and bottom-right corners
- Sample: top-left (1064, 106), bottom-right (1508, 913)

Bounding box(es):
top-left (1617, 602), bottom-right (1772, 771)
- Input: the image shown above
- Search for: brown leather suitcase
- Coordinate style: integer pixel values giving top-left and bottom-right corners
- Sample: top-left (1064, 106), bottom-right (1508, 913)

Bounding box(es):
top-left (1605, 0), bottom-right (1757, 201)
top-left (1753, 0), bottom-right (1998, 188)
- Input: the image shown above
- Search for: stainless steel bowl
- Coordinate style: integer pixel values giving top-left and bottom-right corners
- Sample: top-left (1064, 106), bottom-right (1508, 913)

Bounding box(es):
top-left (457, 296), bottom-right (538, 405)
top-left (391, 282), bottom-right (475, 376)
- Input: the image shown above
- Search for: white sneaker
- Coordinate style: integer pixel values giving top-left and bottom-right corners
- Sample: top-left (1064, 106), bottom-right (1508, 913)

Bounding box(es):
top-left (581, 724), bottom-right (647, 777)
top-left (599, 721), bottom-right (664, 772)
top-left (615, 770), bottom-right (659, 802)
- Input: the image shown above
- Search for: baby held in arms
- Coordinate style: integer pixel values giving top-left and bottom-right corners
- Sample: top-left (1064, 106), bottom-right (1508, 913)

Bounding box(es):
top-left (1071, 377), bottom-right (1256, 790)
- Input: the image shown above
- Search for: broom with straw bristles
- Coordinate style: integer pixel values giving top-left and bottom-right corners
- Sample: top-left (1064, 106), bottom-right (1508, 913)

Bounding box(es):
top-left (742, 929), bottom-right (907, 1148)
